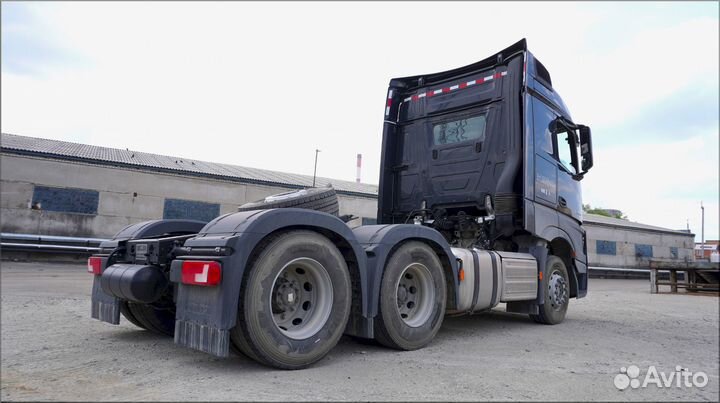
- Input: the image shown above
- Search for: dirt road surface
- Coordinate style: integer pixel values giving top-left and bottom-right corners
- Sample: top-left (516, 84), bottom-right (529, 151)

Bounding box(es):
top-left (1, 261), bottom-right (718, 401)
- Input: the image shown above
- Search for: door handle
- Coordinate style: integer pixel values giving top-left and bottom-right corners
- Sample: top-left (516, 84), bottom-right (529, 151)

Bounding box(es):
top-left (558, 196), bottom-right (567, 207)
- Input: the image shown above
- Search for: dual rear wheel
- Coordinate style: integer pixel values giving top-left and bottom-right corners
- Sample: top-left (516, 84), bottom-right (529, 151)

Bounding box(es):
top-left (231, 233), bottom-right (448, 369)
top-left (374, 242), bottom-right (447, 350)
top-left (231, 230), bottom-right (351, 369)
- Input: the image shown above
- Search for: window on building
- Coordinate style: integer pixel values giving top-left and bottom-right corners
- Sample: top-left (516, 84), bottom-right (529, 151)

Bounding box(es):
top-left (163, 199), bottom-right (220, 223)
top-left (596, 240), bottom-right (616, 255)
top-left (670, 247), bottom-right (678, 259)
top-left (32, 186), bottom-right (99, 215)
top-left (433, 114), bottom-right (487, 145)
top-left (635, 244), bottom-right (653, 258)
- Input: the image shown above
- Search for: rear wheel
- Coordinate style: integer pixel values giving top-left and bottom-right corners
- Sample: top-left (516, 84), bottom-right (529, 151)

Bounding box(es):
top-left (374, 242), bottom-right (446, 350)
top-left (119, 301), bottom-right (146, 330)
top-left (231, 230), bottom-right (351, 369)
top-left (531, 255), bottom-right (570, 325)
top-left (125, 302), bottom-right (176, 336)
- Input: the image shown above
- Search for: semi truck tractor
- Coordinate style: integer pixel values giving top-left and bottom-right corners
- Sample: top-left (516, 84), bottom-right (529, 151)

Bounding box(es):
top-left (88, 39), bottom-right (594, 369)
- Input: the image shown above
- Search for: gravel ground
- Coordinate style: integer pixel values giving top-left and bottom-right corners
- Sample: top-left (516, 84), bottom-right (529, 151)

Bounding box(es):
top-left (1, 261), bottom-right (718, 402)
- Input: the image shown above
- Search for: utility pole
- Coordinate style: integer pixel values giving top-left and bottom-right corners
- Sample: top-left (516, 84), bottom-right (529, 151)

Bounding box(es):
top-left (312, 149), bottom-right (321, 187)
top-left (701, 201), bottom-right (705, 260)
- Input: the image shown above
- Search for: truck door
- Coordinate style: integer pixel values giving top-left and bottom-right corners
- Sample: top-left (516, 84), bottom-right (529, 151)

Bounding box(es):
top-left (532, 97), bottom-right (582, 221)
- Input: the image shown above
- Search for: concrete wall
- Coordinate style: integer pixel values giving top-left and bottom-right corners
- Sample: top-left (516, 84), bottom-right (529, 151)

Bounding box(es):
top-left (585, 223), bottom-right (694, 268)
top-left (1, 154), bottom-right (378, 238)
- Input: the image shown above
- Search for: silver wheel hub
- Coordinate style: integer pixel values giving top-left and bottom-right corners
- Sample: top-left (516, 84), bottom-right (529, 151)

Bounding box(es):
top-left (271, 257), bottom-right (333, 340)
top-left (395, 263), bottom-right (435, 328)
top-left (548, 271), bottom-right (568, 310)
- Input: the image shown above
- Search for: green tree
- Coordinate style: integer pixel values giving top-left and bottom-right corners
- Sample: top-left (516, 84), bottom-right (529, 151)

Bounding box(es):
top-left (582, 204), bottom-right (628, 220)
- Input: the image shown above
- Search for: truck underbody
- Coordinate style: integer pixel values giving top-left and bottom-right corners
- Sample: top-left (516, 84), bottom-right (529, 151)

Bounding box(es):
top-left (88, 39), bottom-right (594, 369)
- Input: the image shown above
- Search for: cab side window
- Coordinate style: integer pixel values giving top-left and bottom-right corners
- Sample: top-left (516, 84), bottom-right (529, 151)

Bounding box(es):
top-left (533, 97), bottom-right (576, 173)
top-left (532, 98), bottom-right (555, 156)
top-left (557, 131), bottom-right (576, 174)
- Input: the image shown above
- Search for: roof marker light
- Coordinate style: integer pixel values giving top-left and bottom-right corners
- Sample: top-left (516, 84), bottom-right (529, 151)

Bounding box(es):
top-left (403, 71), bottom-right (508, 102)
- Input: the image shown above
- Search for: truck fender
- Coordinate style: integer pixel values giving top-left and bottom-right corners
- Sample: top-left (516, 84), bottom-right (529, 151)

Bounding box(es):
top-left (352, 224), bottom-right (460, 318)
top-left (540, 225), bottom-right (584, 298)
top-left (170, 208), bottom-right (368, 357)
top-left (100, 219), bottom-right (207, 248)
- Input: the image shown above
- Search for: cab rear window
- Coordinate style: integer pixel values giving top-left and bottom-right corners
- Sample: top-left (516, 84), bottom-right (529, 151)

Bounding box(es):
top-left (432, 114), bottom-right (486, 145)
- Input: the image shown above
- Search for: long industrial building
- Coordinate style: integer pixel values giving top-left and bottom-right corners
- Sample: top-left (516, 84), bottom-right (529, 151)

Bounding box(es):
top-left (1, 133), bottom-right (695, 268)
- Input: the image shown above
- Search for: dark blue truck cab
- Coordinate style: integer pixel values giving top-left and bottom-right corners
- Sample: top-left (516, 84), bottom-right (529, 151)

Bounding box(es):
top-left (88, 39), bottom-right (594, 369)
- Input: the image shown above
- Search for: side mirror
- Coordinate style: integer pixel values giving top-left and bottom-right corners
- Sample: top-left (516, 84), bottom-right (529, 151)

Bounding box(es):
top-left (578, 125), bottom-right (593, 173)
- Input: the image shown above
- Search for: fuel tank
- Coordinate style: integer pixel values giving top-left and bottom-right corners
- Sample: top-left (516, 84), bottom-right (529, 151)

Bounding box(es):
top-left (448, 248), bottom-right (538, 314)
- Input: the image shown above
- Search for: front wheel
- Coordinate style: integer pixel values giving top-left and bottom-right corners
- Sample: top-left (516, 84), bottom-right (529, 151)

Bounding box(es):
top-left (231, 230), bottom-right (351, 369)
top-left (374, 241), bottom-right (446, 350)
top-left (531, 255), bottom-right (570, 325)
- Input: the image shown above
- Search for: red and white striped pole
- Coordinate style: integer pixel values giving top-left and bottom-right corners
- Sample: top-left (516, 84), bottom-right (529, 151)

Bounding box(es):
top-left (356, 154), bottom-right (362, 183)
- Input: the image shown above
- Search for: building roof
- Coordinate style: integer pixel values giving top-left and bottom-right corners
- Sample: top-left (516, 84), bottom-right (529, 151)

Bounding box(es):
top-left (1, 133), bottom-right (379, 197)
top-left (0, 133), bottom-right (697, 237)
top-left (583, 213), bottom-right (694, 237)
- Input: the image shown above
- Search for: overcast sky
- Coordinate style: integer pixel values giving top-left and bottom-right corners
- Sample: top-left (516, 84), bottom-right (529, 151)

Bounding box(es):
top-left (2, 1), bottom-right (718, 240)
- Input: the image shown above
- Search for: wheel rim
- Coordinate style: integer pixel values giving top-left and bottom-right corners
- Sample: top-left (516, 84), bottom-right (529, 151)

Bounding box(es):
top-left (547, 269), bottom-right (568, 311)
top-left (270, 257), bottom-right (333, 340)
top-left (395, 263), bottom-right (435, 328)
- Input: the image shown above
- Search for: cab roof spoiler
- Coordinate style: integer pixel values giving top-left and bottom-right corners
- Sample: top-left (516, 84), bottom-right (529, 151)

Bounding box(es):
top-left (389, 38), bottom-right (527, 91)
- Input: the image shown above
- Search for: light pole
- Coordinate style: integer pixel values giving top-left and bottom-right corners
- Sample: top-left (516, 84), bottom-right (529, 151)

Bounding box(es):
top-left (312, 149), bottom-right (321, 187)
top-left (701, 201), bottom-right (705, 260)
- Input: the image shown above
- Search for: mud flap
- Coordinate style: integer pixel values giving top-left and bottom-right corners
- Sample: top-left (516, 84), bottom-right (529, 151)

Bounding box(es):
top-left (170, 259), bottom-right (234, 358)
top-left (174, 320), bottom-right (230, 358)
top-left (91, 276), bottom-right (120, 325)
top-left (574, 259), bottom-right (588, 298)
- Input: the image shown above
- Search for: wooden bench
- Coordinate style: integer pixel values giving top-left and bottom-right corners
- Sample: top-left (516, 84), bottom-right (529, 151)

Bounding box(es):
top-left (649, 260), bottom-right (719, 294)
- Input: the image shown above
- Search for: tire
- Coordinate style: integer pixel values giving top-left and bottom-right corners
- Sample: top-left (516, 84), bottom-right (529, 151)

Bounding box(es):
top-left (531, 255), bottom-right (570, 325)
top-left (237, 187), bottom-right (339, 216)
top-left (119, 301), bottom-right (147, 330)
top-left (374, 241), bottom-right (446, 350)
top-left (231, 230), bottom-right (352, 369)
top-left (126, 302), bottom-right (176, 336)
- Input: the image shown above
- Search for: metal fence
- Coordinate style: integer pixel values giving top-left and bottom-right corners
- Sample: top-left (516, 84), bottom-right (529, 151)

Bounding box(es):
top-left (1, 233), bottom-right (107, 254)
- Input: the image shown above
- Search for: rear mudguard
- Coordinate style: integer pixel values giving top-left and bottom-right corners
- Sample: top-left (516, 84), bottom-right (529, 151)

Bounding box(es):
top-left (169, 208), bottom-right (368, 357)
top-left (352, 224), bottom-right (460, 315)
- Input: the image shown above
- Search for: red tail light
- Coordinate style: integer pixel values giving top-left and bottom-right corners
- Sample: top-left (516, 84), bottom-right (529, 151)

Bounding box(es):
top-left (181, 261), bottom-right (222, 286)
top-left (87, 257), bottom-right (103, 275)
